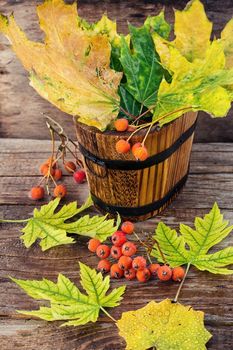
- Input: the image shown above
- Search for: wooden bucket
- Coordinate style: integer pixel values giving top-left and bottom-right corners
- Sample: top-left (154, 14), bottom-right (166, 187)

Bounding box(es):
top-left (75, 112), bottom-right (197, 221)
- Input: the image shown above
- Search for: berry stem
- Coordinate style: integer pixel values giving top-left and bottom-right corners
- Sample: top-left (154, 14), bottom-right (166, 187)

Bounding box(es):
top-left (173, 263), bottom-right (191, 303)
top-left (0, 218), bottom-right (30, 223)
top-left (152, 238), bottom-right (167, 265)
top-left (100, 306), bottom-right (117, 323)
top-left (141, 122), bottom-right (153, 146)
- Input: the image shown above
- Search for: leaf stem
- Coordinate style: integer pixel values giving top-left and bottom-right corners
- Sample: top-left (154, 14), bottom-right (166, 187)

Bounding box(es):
top-left (100, 306), bottom-right (117, 323)
top-left (0, 218), bottom-right (30, 223)
top-left (173, 263), bottom-right (191, 303)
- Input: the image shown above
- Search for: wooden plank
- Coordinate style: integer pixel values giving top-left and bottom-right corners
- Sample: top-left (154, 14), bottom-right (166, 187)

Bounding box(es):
top-left (0, 173), bottom-right (233, 209)
top-left (0, 0), bottom-right (233, 142)
top-left (0, 139), bottom-right (233, 348)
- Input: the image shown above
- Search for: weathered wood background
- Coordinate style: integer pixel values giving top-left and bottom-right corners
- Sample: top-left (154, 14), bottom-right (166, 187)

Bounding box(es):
top-left (0, 0), bottom-right (233, 142)
top-left (0, 140), bottom-right (233, 350)
top-left (0, 1), bottom-right (233, 350)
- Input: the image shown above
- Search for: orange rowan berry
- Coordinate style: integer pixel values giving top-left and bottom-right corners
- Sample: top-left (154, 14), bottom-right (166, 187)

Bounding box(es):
top-left (45, 157), bottom-right (56, 168)
top-left (133, 145), bottom-right (149, 161)
top-left (111, 231), bottom-right (127, 247)
top-left (122, 242), bottom-right (137, 257)
top-left (136, 268), bottom-right (151, 283)
top-left (124, 268), bottom-right (136, 280)
top-left (115, 139), bottom-right (131, 154)
top-left (88, 238), bottom-right (101, 253)
top-left (114, 118), bottom-right (129, 132)
top-left (40, 163), bottom-right (55, 177)
top-left (97, 259), bottom-right (111, 273)
top-left (53, 184), bottom-right (67, 198)
top-left (118, 256), bottom-right (132, 270)
top-left (64, 161), bottom-right (76, 173)
top-left (132, 142), bottom-right (142, 155)
top-left (96, 244), bottom-right (110, 259)
top-left (172, 266), bottom-right (185, 282)
top-left (132, 256), bottom-right (147, 271)
top-left (121, 221), bottom-right (134, 235)
top-left (53, 168), bottom-right (62, 181)
top-left (157, 265), bottom-right (172, 281)
top-left (29, 186), bottom-right (45, 200)
top-left (110, 246), bottom-right (122, 259)
top-left (110, 263), bottom-right (124, 279)
top-left (149, 263), bottom-right (160, 277)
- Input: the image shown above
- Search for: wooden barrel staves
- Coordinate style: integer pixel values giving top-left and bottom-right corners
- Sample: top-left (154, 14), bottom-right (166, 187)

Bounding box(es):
top-left (75, 111), bottom-right (198, 221)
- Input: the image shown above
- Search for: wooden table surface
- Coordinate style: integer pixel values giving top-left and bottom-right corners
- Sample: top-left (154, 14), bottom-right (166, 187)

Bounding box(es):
top-left (0, 0), bottom-right (233, 349)
top-left (0, 140), bottom-right (233, 349)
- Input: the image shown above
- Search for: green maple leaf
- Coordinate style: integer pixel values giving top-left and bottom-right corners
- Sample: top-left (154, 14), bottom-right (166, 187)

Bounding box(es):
top-left (120, 24), bottom-right (165, 109)
top-left (20, 196), bottom-right (120, 251)
top-left (11, 263), bottom-right (125, 326)
top-left (151, 203), bottom-right (233, 274)
top-left (144, 10), bottom-right (171, 39)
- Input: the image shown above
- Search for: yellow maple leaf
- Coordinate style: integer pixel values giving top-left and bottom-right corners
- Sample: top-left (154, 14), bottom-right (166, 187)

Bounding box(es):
top-left (173, 0), bottom-right (212, 62)
top-left (0, 0), bottom-right (122, 130)
top-left (221, 18), bottom-right (233, 69)
top-left (117, 299), bottom-right (211, 350)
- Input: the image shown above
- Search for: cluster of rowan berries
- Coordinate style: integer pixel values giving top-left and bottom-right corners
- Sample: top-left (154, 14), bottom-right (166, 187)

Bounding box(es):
top-left (29, 157), bottom-right (86, 200)
top-left (88, 220), bottom-right (185, 283)
top-left (114, 118), bottom-right (149, 161)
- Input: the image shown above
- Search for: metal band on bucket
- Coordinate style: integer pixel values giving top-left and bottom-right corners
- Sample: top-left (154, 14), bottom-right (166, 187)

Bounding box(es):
top-left (78, 120), bottom-right (197, 171)
top-left (91, 171), bottom-right (188, 217)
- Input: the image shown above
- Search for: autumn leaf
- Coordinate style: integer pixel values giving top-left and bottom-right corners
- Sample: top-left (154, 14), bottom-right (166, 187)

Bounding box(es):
top-left (173, 0), bottom-right (212, 62)
top-left (221, 18), bottom-right (233, 69)
top-left (117, 299), bottom-right (211, 350)
top-left (120, 24), bottom-right (165, 109)
top-left (0, 0), bottom-right (122, 130)
top-left (152, 40), bottom-right (233, 125)
top-left (17, 196), bottom-right (120, 251)
top-left (11, 262), bottom-right (126, 326)
top-left (151, 203), bottom-right (233, 274)
top-left (144, 10), bottom-right (171, 39)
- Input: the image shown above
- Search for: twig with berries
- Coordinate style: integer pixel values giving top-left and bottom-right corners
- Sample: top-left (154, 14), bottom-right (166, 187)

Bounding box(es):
top-left (29, 115), bottom-right (86, 201)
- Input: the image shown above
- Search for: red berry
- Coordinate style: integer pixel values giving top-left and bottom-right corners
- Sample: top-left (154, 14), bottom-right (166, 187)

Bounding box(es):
top-left (29, 186), bottom-right (44, 200)
top-left (53, 184), bottom-right (67, 198)
top-left (96, 244), bottom-right (110, 259)
top-left (132, 256), bottom-right (147, 271)
top-left (111, 231), bottom-right (127, 247)
top-left (132, 142), bottom-right (142, 155)
top-left (118, 256), bottom-right (132, 270)
top-left (133, 145), bottom-right (148, 161)
top-left (127, 125), bottom-right (136, 132)
top-left (97, 259), bottom-right (111, 273)
top-left (157, 265), bottom-right (172, 281)
top-left (88, 238), bottom-right (101, 253)
top-left (136, 268), bottom-right (151, 283)
top-left (121, 221), bottom-right (134, 235)
top-left (40, 163), bottom-right (55, 176)
top-left (64, 161), bottom-right (76, 173)
top-left (73, 170), bottom-right (86, 184)
top-left (115, 139), bottom-right (131, 154)
top-left (124, 268), bottom-right (136, 280)
top-left (149, 263), bottom-right (160, 277)
top-left (172, 267), bottom-right (185, 282)
top-left (114, 118), bottom-right (129, 132)
top-left (53, 168), bottom-right (62, 181)
top-left (110, 246), bottom-right (122, 259)
top-left (122, 242), bottom-right (137, 257)
top-left (110, 264), bottom-right (124, 279)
